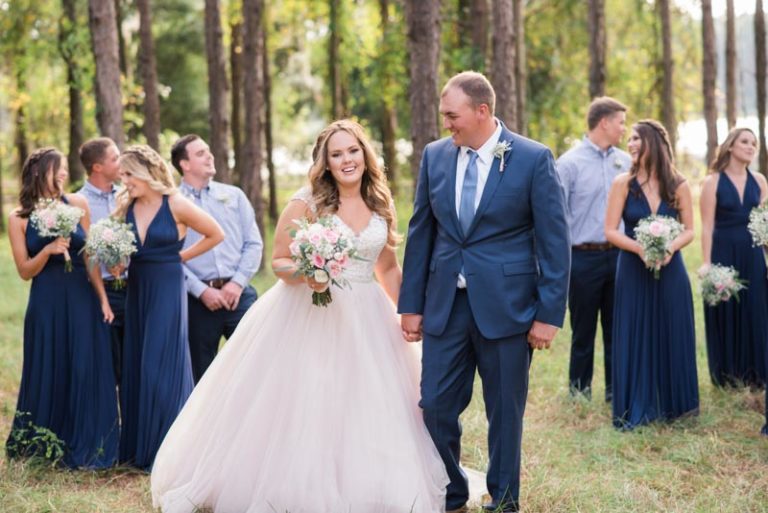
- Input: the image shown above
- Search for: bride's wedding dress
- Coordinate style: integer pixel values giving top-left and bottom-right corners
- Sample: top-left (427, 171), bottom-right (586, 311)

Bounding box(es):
top-left (151, 188), bottom-right (449, 513)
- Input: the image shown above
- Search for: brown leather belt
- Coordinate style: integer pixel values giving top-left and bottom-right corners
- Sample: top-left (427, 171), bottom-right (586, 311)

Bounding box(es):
top-left (572, 242), bottom-right (614, 251)
top-left (204, 277), bottom-right (232, 289)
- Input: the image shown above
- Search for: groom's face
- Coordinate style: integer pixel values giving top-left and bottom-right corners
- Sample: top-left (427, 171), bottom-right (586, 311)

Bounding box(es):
top-left (440, 87), bottom-right (486, 149)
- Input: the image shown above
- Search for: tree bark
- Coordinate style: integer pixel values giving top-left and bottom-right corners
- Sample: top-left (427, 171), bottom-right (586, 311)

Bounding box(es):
top-left (657, 0), bottom-right (676, 155)
top-left (329, 0), bottom-right (346, 119)
top-left (726, 0), bottom-right (738, 129)
top-left (204, 0), bottom-right (231, 183)
top-left (514, 0), bottom-right (526, 135)
top-left (136, 0), bottom-right (161, 150)
top-left (458, 0), bottom-right (489, 71)
top-left (379, 0), bottom-right (398, 196)
top-left (262, 22), bottom-right (277, 222)
top-left (588, 0), bottom-right (606, 99)
top-left (231, 20), bottom-right (244, 186)
top-left (702, 0), bottom-right (718, 168)
top-left (115, 0), bottom-right (128, 78)
top-left (241, 0), bottom-right (265, 233)
top-left (59, 0), bottom-right (85, 183)
top-left (405, 0), bottom-right (441, 189)
top-left (14, 71), bottom-right (29, 175)
top-left (491, 0), bottom-right (517, 129)
top-left (756, 0), bottom-right (767, 175)
top-left (88, 0), bottom-right (125, 148)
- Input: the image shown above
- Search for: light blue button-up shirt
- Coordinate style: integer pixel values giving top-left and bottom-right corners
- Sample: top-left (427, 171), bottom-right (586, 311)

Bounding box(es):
top-left (179, 180), bottom-right (264, 298)
top-left (78, 180), bottom-right (120, 279)
top-left (556, 136), bottom-right (632, 245)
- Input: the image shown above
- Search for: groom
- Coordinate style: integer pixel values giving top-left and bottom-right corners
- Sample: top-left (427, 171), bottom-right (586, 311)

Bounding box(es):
top-left (399, 71), bottom-right (570, 513)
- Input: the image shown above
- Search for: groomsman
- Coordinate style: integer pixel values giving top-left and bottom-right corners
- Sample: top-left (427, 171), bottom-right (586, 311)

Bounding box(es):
top-left (556, 97), bottom-right (631, 401)
top-left (171, 135), bottom-right (263, 383)
top-left (78, 137), bottom-right (124, 385)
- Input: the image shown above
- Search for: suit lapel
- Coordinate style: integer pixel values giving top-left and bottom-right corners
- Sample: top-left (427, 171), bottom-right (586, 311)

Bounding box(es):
top-left (466, 129), bottom-right (516, 236)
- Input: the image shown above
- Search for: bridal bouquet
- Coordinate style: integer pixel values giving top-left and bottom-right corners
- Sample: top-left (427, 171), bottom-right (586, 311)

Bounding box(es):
top-left (30, 198), bottom-right (84, 272)
top-left (748, 204), bottom-right (768, 247)
top-left (289, 216), bottom-right (357, 307)
top-left (634, 215), bottom-right (684, 279)
top-left (83, 217), bottom-right (138, 289)
top-left (699, 264), bottom-right (747, 307)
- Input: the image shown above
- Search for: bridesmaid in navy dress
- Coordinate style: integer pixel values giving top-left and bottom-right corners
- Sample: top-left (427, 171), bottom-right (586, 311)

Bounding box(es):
top-left (6, 148), bottom-right (118, 468)
top-left (114, 145), bottom-right (224, 470)
top-left (605, 120), bottom-right (699, 430)
top-left (699, 128), bottom-right (768, 389)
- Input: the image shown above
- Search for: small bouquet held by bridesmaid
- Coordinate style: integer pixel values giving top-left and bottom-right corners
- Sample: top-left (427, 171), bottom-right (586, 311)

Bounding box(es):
top-left (747, 204), bottom-right (768, 246)
top-left (634, 215), bottom-right (684, 279)
top-left (30, 198), bottom-right (85, 272)
top-left (699, 264), bottom-right (747, 307)
top-left (82, 217), bottom-right (138, 289)
top-left (289, 216), bottom-right (357, 307)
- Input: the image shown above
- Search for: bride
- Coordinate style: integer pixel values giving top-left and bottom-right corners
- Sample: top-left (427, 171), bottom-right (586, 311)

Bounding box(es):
top-left (150, 119), bottom-right (449, 513)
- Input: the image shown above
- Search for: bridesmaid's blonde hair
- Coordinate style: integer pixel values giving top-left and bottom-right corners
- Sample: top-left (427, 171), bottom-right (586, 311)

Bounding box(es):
top-left (115, 144), bottom-right (177, 218)
top-left (308, 119), bottom-right (401, 248)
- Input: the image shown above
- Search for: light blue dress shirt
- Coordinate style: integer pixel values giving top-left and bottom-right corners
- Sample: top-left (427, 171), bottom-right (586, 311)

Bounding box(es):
top-left (556, 136), bottom-right (632, 245)
top-left (78, 180), bottom-right (119, 279)
top-left (179, 180), bottom-right (264, 298)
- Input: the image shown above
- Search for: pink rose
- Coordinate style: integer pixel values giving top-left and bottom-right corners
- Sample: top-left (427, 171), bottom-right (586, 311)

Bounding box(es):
top-left (648, 220), bottom-right (670, 237)
top-left (312, 253), bottom-right (326, 268)
top-left (289, 241), bottom-right (301, 256)
top-left (328, 261), bottom-right (342, 279)
top-left (337, 254), bottom-right (349, 267)
top-left (323, 228), bottom-right (340, 244)
top-left (309, 233), bottom-right (323, 246)
top-left (102, 228), bottom-right (115, 243)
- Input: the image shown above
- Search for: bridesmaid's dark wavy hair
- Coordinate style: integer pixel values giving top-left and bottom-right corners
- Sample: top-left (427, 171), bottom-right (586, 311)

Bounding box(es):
top-left (18, 148), bottom-right (65, 218)
top-left (630, 120), bottom-right (684, 208)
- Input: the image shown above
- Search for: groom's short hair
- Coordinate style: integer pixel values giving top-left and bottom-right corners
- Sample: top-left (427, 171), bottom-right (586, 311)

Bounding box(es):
top-left (442, 72), bottom-right (496, 115)
top-left (587, 97), bottom-right (627, 130)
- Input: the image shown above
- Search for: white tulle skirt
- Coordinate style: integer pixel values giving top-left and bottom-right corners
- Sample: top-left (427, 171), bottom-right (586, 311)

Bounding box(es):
top-left (150, 279), bottom-right (449, 513)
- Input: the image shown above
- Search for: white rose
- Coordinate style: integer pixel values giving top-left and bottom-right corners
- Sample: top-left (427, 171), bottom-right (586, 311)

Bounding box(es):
top-left (314, 269), bottom-right (329, 283)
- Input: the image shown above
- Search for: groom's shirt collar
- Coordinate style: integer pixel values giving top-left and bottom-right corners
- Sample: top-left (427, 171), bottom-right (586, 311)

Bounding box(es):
top-left (460, 119), bottom-right (503, 166)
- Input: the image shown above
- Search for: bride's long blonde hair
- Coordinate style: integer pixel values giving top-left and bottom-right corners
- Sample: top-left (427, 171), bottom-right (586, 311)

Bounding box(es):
top-left (308, 120), bottom-right (401, 248)
top-left (114, 145), bottom-right (178, 218)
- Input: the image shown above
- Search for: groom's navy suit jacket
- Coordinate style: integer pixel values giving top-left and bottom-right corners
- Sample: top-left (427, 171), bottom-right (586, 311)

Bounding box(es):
top-left (398, 127), bottom-right (570, 339)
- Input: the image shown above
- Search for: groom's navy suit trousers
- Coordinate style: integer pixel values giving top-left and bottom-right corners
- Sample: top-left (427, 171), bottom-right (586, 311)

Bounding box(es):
top-left (399, 127), bottom-right (570, 510)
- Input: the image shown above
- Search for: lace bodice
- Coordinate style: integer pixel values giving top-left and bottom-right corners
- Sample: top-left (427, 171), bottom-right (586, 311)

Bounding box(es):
top-left (291, 187), bottom-right (387, 283)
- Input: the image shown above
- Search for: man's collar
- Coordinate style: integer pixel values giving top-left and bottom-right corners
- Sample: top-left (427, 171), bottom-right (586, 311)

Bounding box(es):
top-left (583, 134), bottom-right (615, 156)
top-left (462, 120), bottom-right (503, 164)
top-left (83, 180), bottom-right (117, 196)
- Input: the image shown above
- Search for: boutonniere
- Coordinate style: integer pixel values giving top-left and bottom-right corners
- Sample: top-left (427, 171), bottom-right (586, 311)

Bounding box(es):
top-left (613, 158), bottom-right (623, 170)
top-left (492, 141), bottom-right (512, 173)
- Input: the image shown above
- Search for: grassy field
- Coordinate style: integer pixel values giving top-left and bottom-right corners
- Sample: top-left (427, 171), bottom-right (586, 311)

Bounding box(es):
top-left (1, 184), bottom-right (767, 513)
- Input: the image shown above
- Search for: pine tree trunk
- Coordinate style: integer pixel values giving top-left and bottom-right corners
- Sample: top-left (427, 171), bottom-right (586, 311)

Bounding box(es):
top-left (136, 0), bottom-right (160, 150)
top-left (241, 0), bottom-right (265, 234)
top-left (702, 0), bottom-right (718, 168)
top-left (60, 0), bottom-right (85, 183)
top-left (459, 0), bottom-right (489, 71)
top-left (231, 20), bottom-right (244, 186)
top-left (379, 0), bottom-right (398, 196)
top-left (88, 0), bottom-right (125, 147)
top-left (588, 0), bottom-right (606, 99)
top-left (514, 0), bottom-right (526, 135)
top-left (329, 0), bottom-right (345, 119)
top-left (756, 0), bottom-right (767, 175)
top-left (205, 0), bottom-right (231, 183)
top-left (491, 0), bottom-right (517, 128)
top-left (726, 0), bottom-right (738, 129)
top-left (115, 0), bottom-right (128, 79)
top-left (657, 0), bottom-right (676, 155)
top-left (262, 23), bottom-right (277, 222)
top-left (405, 0), bottom-right (441, 190)
top-left (15, 71), bottom-right (29, 174)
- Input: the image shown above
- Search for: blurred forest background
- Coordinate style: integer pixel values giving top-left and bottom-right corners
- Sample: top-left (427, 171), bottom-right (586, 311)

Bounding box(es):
top-left (0, 0), bottom-right (767, 232)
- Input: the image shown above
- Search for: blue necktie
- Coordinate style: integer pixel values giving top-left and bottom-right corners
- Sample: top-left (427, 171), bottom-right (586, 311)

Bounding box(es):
top-left (459, 149), bottom-right (479, 236)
